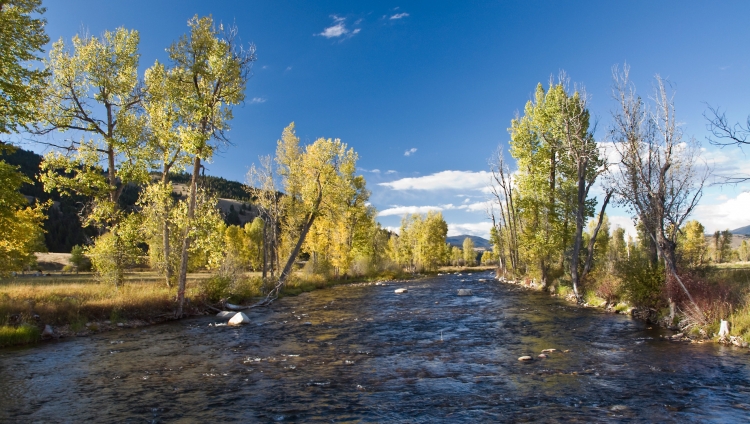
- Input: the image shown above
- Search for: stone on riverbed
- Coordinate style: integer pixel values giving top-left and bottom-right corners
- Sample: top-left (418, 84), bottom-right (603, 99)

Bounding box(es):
top-left (538, 353), bottom-right (548, 358)
top-left (457, 289), bottom-right (473, 296)
top-left (216, 311), bottom-right (237, 320)
top-left (541, 348), bottom-right (557, 353)
top-left (228, 312), bottom-right (250, 326)
top-left (518, 356), bottom-right (533, 361)
top-left (394, 288), bottom-right (408, 294)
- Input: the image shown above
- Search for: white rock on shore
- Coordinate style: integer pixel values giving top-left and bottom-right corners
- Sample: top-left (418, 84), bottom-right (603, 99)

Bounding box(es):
top-left (41, 325), bottom-right (54, 338)
top-left (394, 288), bottom-right (408, 294)
top-left (518, 356), bottom-right (533, 361)
top-left (228, 312), bottom-right (250, 326)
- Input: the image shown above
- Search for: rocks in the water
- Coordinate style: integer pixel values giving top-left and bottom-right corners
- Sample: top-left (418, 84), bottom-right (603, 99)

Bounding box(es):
top-left (302, 322), bottom-right (312, 326)
top-left (394, 288), bottom-right (408, 294)
top-left (541, 348), bottom-right (557, 353)
top-left (228, 312), bottom-right (250, 326)
top-left (610, 405), bottom-right (628, 412)
top-left (41, 325), bottom-right (54, 338)
top-left (518, 356), bottom-right (533, 361)
top-left (457, 289), bottom-right (473, 296)
top-left (216, 311), bottom-right (237, 320)
top-left (671, 333), bottom-right (684, 340)
top-left (538, 353), bottom-right (548, 358)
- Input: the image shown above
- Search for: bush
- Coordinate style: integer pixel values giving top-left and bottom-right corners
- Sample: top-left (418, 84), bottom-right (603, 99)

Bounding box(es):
top-left (616, 256), bottom-right (665, 309)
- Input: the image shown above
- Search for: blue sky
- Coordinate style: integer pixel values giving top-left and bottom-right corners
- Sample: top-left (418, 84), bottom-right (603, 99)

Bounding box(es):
top-left (30, 1), bottom-right (750, 238)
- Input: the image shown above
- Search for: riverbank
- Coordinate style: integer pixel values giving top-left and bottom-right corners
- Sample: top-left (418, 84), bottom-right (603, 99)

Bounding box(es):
top-left (0, 267), bottom-right (436, 348)
top-left (495, 274), bottom-right (750, 349)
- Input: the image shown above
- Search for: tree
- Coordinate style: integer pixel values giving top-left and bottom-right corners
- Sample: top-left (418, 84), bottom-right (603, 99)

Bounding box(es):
top-left (481, 250), bottom-right (493, 266)
top-left (266, 124), bottom-right (362, 298)
top-left (168, 15), bottom-right (255, 316)
top-left (463, 237), bottom-right (476, 266)
top-left (609, 65), bottom-right (708, 317)
top-left (676, 220), bottom-right (707, 268)
top-left (37, 27), bottom-right (146, 225)
top-left (0, 155), bottom-right (46, 274)
top-left (704, 105), bottom-right (750, 182)
top-left (0, 0), bottom-right (49, 134)
top-left (69, 244), bottom-right (90, 272)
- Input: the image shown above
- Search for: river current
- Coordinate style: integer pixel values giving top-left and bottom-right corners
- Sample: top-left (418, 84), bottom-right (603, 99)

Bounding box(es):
top-left (1, 271), bottom-right (749, 422)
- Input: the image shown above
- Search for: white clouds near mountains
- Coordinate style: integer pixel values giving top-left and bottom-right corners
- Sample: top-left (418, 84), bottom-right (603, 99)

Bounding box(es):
top-left (379, 170), bottom-right (492, 191)
top-left (377, 200), bottom-right (493, 217)
top-left (448, 222), bottom-right (493, 238)
top-left (694, 191), bottom-right (750, 232)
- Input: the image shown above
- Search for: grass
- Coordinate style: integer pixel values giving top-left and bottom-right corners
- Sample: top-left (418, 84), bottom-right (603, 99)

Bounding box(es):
top-left (0, 324), bottom-right (40, 348)
top-left (0, 273), bottom-right (211, 348)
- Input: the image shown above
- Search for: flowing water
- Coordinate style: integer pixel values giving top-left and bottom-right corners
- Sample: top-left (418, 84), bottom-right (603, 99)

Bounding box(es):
top-left (1, 272), bottom-right (750, 422)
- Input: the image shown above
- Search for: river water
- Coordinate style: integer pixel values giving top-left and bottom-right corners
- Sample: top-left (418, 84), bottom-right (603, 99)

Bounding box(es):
top-left (1, 272), bottom-right (749, 422)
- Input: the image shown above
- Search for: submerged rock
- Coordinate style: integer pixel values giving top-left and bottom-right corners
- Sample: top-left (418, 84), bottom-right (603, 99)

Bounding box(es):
top-left (394, 288), bottom-right (408, 294)
top-left (457, 289), bottom-right (473, 296)
top-left (538, 353), bottom-right (548, 358)
top-left (228, 312), bottom-right (250, 326)
top-left (541, 348), bottom-right (557, 353)
top-left (518, 356), bottom-right (533, 361)
top-left (216, 311), bottom-right (237, 320)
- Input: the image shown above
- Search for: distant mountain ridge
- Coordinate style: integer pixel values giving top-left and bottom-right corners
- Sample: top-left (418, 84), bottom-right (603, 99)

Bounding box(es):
top-left (731, 225), bottom-right (750, 236)
top-left (446, 235), bottom-right (491, 250)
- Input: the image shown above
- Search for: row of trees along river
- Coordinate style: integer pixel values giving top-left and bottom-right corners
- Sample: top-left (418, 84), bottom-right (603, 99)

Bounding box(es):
top-left (3, 1), bottom-right (750, 345)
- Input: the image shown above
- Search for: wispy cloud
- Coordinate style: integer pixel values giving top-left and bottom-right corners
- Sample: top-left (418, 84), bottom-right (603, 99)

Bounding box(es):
top-left (379, 170), bottom-right (492, 191)
top-left (378, 205), bottom-right (444, 217)
top-left (249, 97), bottom-right (266, 104)
top-left (317, 15), bottom-right (361, 39)
top-left (358, 167), bottom-right (381, 173)
top-left (285, 66), bottom-right (293, 71)
top-left (404, 147), bottom-right (417, 156)
top-left (390, 12), bottom-right (410, 20)
top-left (386, 170), bottom-right (397, 174)
top-left (447, 222), bottom-right (493, 238)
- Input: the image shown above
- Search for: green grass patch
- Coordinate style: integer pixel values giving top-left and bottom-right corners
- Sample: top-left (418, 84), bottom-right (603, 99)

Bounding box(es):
top-left (0, 324), bottom-right (40, 348)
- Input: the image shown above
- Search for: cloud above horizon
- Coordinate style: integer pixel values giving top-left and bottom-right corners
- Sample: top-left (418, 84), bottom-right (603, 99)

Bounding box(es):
top-left (447, 222), bottom-right (493, 238)
top-left (379, 170), bottom-right (492, 191)
top-left (390, 12), bottom-right (409, 20)
top-left (404, 147), bottom-right (417, 156)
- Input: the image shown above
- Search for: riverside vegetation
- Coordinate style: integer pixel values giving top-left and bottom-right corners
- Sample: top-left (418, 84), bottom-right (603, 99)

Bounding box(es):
top-left (2, 1), bottom-right (750, 349)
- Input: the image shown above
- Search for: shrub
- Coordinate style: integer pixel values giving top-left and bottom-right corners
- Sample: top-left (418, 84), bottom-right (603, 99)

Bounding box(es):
top-left (616, 256), bottom-right (665, 309)
top-left (0, 324), bottom-right (40, 347)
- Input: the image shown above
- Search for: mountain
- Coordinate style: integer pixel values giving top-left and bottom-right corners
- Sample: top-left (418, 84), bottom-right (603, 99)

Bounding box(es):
top-left (446, 235), bottom-right (491, 250)
top-left (731, 225), bottom-right (750, 236)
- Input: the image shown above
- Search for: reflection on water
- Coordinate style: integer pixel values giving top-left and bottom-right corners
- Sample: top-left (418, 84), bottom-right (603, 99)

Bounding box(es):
top-left (1, 272), bottom-right (750, 422)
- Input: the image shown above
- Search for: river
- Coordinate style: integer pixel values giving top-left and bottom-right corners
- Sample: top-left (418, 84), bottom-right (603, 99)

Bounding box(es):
top-left (1, 271), bottom-right (749, 422)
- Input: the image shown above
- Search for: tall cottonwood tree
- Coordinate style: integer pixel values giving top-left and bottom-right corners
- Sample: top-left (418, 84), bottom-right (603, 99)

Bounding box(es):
top-left (168, 16), bottom-right (255, 316)
top-left (0, 0), bottom-right (49, 134)
top-left (37, 27), bottom-right (147, 225)
top-left (609, 66), bottom-right (708, 318)
top-left (266, 124), bottom-right (363, 298)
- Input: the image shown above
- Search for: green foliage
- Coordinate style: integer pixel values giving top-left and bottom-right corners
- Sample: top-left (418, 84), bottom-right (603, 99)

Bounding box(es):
top-left (463, 237), bottom-right (476, 266)
top-left (677, 220), bottom-right (708, 268)
top-left (69, 244), bottom-right (91, 271)
top-left (388, 211), bottom-right (448, 272)
top-left (616, 253), bottom-right (665, 308)
top-left (0, 0), bottom-right (49, 133)
top-left (0, 323), bottom-right (40, 348)
top-left (86, 216), bottom-right (144, 287)
top-left (0, 158), bottom-right (47, 274)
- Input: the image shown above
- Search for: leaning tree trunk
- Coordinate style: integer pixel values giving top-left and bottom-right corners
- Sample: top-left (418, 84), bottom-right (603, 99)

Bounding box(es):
top-left (175, 156), bottom-right (201, 317)
top-left (161, 173), bottom-right (173, 288)
top-left (579, 191), bottom-right (612, 285)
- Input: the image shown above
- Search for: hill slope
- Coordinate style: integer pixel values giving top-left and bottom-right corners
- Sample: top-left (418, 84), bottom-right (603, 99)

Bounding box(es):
top-left (731, 225), bottom-right (750, 236)
top-left (446, 235), bottom-right (491, 250)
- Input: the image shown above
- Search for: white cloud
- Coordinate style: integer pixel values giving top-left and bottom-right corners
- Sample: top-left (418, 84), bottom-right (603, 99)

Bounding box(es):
top-left (390, 12), bottom-right (409, 20)
top-left (386, 170), bottom-right (397, 174)
top-left (384, 226), bottom-right (400, 234)
top-left (286, 66), bottom-right (293, 71)
top-left (447, 222), bottom-right (493, 238)
top-left (358, 167), bottom-right (381, 173)
top-left (379, 170), bottom-right (492, 191)
top-left (249, 97), bottom-right (266, 104)
top-left (404, 147), bottom-right (417, 156)
top-left (317, 15), bottom-right (361, 39)
top-left (378, 205), bottom-right (443, 217)
top-left (694, 191), bottom-right (750, 233)
top-left (458, 200), bottom-right (493, 212)
top-left (607, 215), bottom-right (637, 240)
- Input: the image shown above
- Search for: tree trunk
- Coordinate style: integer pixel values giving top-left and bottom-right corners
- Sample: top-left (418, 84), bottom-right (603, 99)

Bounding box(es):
top-left (161, 173), bottom-right (172, 288)
top-left (580, 191), bottom-right (612, 284)
top-left (175, 156), bottom-right (201, 317)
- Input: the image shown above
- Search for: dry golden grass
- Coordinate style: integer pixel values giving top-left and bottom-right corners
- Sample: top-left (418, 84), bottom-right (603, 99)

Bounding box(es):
top-left (0, 273), bottom-right (209, 329)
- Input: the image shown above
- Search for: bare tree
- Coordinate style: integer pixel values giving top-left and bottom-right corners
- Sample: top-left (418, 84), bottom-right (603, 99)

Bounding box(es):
top-left (704, 105), bottom-right (750, 182)
top-left (247, 155), bottom-right (283, 282)
top-left (609, 65), bottom-right (709, 319)
top-left (488, 146), bottom-right (521, 277)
